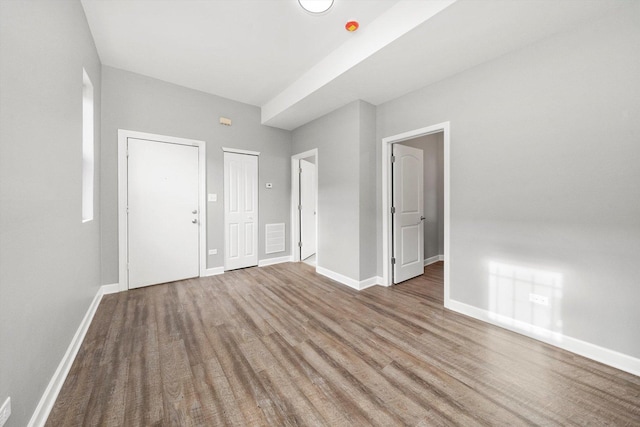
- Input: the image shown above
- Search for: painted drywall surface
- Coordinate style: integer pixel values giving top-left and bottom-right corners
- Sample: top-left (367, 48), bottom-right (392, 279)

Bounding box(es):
top-left (358, 101), bottom-right (378, 280)
top-left (377, 4), bottom-right (640, 357)
top-left (100, 67), bottom-right (291, 284)
top-left (0, 1), bottom-right (102, 426)
top-left (401, 133), bottom-right (444, 260)
top-left (292, 102), bottom-right (361, 280)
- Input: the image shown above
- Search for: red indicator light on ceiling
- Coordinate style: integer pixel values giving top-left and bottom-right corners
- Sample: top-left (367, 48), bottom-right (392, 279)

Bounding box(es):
top-left (345, 21), bottom-right (359, 32)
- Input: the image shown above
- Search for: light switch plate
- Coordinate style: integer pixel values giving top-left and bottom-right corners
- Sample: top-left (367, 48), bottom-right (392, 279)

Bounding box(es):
top-left (208, 249), bottom-right (217, 255)
top-left (208, 193), bottom-right (217, 202)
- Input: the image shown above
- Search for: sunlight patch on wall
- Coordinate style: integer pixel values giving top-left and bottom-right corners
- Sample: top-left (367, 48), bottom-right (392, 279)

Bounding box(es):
top-left (488, 261), bottom-right (563, 342)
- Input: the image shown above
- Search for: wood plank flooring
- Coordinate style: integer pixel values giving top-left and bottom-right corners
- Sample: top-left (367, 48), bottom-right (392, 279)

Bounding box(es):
top-left (46, 262), bottom-right (640, 426)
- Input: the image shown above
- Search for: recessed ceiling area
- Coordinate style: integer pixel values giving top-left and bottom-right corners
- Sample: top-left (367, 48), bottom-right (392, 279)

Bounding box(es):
top-left (81, 0), bottom-right (626, 131)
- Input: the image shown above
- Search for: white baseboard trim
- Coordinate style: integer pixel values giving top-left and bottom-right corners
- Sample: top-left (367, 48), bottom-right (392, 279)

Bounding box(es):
top-left (101, 283), bottom-right (120, 295)
top-left (316, 266), bottom-right (359, 289)
top-left (28, 283), bottom-right (115, 427)
top-left (258, 255), bottom-right (292, 267)
top-left (316, 266), bottom-right (382, 291)
top-left (203, 267), bottom-right (224, 277)
top-left (447, 299), bottom-right (640, 378)
top-left (359, 276), bottom-right (384, 290)
top-left (424, 254), bottom-right (445, 266)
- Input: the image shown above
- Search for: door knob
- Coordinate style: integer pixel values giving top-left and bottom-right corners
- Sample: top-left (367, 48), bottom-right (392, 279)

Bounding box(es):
top-left (192, 210), bottom-right (198, 214)
top-left (192, 219), bottom-right (198, 224)
top-left (420, 216), bottom-right (425, 221)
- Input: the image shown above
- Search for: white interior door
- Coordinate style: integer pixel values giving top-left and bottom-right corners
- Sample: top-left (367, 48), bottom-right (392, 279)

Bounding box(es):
top-left (300, 159), bottom-right (316, 260)
top-left (128, 138), bottom-right (200, 289)
top-left (224, 152), bottom-right (258, 270)
top-left (393, 143), bottom-right (424, 283)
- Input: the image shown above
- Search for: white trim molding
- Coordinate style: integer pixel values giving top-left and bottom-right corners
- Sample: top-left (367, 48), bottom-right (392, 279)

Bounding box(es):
top-left (424, 255), bottom-right (445, 266)
top-left (28, 284), bottom-right (118, 427)
top-left (448, 299), bottom-right (640, 378)
top-left (206, 257), bottom-right (293, 273)
top-left (204, 267), bottom-right (224, 277)
top-left (316, 266), bottom-right (383, 291)
top-left (101, 283), bottom-right (120, 295)
top-left (118, 129), bottom-right (207, 292)
top-left (258, 256), bottom-right (293, 267)
top-left (381, 122), bottom-right (450, 303)
top-left (359, 276), bottom-right (384, 290)
top-left (222, 147), bottom-right (260, 156)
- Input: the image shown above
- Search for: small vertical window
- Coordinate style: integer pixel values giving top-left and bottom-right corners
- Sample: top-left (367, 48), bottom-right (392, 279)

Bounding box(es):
top-left (82, 68), bottom-right (94, 222)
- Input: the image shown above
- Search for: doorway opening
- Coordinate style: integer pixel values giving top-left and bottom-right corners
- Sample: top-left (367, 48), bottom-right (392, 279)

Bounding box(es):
top-left (381, 122), bottom-right (451, 308)
top-left (291, 149), bottom-right (318, 266)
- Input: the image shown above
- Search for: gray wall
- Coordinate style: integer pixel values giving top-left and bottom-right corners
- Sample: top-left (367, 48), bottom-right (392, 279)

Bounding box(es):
top-left (292, 100), bottom-right (378, 282)
top-left (358, 102), bottom-right (378, 280)
top-left (377, 4), bottom-right (640, 358)
top-left (402, 133), bottom-right (445, 259)
top-left (0, 1), bottom-right (102, 426)
top-left (292, 101), bottom-right (361, 280)
top-left (100, 67), bottom-right (292, 284)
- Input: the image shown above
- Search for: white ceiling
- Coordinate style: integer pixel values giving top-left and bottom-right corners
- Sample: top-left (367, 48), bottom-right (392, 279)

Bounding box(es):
top-left (81, 0), bottom-right (626, 130)
top-left (81, 0), bottom-right (401, 105)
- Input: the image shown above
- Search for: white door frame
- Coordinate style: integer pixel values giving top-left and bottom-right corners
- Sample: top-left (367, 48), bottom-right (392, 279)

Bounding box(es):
top-left (291, 148), bottom-right (318, 263)
top-left (381, 122), bottom-right (450, 307)
top-left (118, 129), bottom-right (207, 292)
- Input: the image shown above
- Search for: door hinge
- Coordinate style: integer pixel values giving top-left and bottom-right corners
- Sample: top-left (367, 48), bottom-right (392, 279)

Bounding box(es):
top-left (299, 168), bottom-right (302, 174)
top-left (391, 257), bottom-right (396, 265)
top-left (390, 155), bottom-right (396, 163)
top-left (391, 206), bottom-right (396, 214)
top-left (298, 205), bottom-right (302, 211)
top-left (298, 242), bottom-right (302, 248)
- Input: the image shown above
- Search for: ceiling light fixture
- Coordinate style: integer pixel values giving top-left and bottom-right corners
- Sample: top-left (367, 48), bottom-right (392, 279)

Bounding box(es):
top-left (298, 0), bottom-right (334, 15)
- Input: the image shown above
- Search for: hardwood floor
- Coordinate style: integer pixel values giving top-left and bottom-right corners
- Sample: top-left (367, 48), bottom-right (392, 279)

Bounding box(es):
top-left (47, 262), bottom-right (640, 426)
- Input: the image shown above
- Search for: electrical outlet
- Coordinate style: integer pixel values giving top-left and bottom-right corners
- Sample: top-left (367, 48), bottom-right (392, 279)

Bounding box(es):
top-left (0, 397), bottom-right (11, 427)
top-left (529, 293), bottom-right (549, 306)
